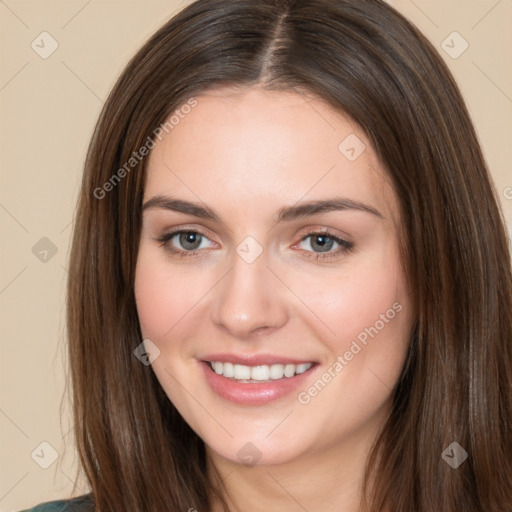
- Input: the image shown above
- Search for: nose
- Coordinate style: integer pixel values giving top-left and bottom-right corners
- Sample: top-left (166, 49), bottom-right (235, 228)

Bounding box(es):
top-left (210, 248), bottom-right (288, 339)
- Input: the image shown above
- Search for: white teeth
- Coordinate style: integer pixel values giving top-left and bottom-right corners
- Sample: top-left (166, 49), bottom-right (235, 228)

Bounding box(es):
top-left (233, 364), bottom-right (251, 380)
top-left (223, 362), bottom-right (234, 378)
top-left (295, 363), bottom-right (311, 375)
top-left (251, 365), bottom-right (270, 381)
top-left (209, 361), bottom-right (313, 381)
top-left (269, 364), bottom-right (284, 379)
top-left (283, 364), bottom-right (295, 378)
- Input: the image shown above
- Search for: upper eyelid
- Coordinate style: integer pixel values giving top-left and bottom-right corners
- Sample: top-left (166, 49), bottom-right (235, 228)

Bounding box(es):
top-left (159, 229), bottom-right (216, 246)
top-left (160, 226), bottom-right (218, 244)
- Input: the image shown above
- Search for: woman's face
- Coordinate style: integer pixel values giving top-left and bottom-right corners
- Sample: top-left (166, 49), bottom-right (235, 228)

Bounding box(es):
top-left (135, 87), bottom-right (413, 467)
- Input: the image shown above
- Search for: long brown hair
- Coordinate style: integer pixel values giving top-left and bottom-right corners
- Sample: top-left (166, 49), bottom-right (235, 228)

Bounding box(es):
top-left (66, 0), bottom-right (512, 510)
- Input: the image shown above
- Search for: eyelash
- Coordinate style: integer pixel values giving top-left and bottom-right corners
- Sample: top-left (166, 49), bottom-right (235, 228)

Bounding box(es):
top-left (155, 229), bottom-right (354, 261)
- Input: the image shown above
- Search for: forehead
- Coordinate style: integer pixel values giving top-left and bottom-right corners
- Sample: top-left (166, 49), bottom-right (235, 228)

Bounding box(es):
top-left (144, 86), bottom-right (398, 223)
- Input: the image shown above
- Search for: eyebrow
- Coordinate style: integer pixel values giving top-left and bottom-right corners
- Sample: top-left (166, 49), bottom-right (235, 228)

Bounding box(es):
top-left (142, 195), bottom-right (384, 222)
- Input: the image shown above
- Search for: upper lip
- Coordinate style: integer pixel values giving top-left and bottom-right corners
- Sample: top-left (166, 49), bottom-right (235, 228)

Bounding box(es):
top-left (200, 353), bottom-right (317, 366)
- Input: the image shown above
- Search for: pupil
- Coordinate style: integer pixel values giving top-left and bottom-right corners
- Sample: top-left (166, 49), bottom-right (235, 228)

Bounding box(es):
top-left (180, 232), bottom-right (200, 250)
top-left (313, 235), bottom-right (333, 252)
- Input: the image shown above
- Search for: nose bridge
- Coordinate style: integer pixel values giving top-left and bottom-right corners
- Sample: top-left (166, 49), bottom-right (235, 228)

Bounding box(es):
top-left (210, 241), bottom-right (288, 337)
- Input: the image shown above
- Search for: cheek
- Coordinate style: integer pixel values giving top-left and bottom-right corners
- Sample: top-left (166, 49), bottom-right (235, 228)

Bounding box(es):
top-left (291, 264), bottom-right (411, 444)
top-left (134, 262), bottom-right (168, 338)
top-left (134, 250), bottom-right (203, 339)
top-left (291, 245), bottom-right (408, 352)
top-left (289, 241), bottom-right (413, 416)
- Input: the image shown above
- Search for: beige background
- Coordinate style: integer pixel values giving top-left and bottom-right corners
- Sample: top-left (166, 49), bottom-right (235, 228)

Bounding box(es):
top-left (0, 1), bottom-right (511, 510)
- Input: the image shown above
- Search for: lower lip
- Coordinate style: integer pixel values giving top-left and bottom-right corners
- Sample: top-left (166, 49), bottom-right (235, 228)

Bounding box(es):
top-left (199, 361), bottom-right (317, 405)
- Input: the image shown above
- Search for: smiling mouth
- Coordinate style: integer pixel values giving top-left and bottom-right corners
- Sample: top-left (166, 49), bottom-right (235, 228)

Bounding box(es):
top-left (205, 360), bottom-right (316, 382)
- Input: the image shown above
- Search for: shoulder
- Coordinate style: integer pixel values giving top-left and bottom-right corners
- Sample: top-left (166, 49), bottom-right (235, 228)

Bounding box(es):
top-left (19, 494), bottom-right (94, 512)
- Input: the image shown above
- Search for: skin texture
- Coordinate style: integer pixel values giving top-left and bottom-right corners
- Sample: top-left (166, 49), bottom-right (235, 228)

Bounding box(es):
top-left (134, 87), bottom-right (414, 511)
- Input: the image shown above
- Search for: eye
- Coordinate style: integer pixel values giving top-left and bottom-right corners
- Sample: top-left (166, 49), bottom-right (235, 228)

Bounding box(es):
top-left (156, 230), bottom-right (215, 258)
top-left (155, 228), bottom-right (354, 261)
top-left (295, 231), bottom-right (354, 261)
